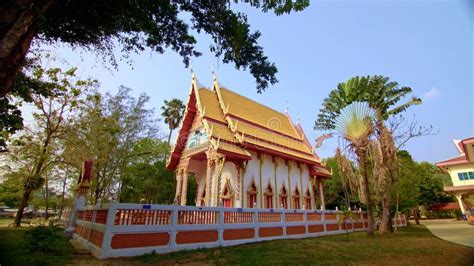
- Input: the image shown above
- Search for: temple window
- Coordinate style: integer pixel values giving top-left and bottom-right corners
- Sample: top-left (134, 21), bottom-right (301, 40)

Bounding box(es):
top-left (264, 184), bottom-right (274, 209)
top-left (304, 189), bottom-right (312, 210)
top-left (186, 128), bottom-right (208, 150)
top-left (280, 186), bottom-right (288, 209)
top-left (293, 188), bottom-right (301, 209)
top-left (221, 181), bottom-right (233, 208)
top-left (247, 181), bottom-right (258, 208)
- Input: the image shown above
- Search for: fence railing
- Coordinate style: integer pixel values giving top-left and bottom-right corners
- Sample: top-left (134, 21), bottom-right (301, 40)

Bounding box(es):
top-left (72, 203), bottom-right (407, 259)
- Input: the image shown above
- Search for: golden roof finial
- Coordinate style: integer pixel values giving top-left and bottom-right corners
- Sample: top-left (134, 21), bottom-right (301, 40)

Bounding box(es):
top-left (211, 64), bottom-right (217, 81)
top-left (190, 60), bottom-right (195, 79)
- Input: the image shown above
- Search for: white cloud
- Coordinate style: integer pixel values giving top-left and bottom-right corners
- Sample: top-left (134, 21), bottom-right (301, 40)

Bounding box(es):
top-left (423, 87), bottom-right (440, 100)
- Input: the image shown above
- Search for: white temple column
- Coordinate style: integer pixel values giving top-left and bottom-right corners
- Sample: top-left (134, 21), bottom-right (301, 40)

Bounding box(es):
top-left (319, 178), bottom-right (326, 210)
top-left (455, 194), bottom-right (467, 215)
top-left (175, 170), bottom-right (182, 201)
top-left (205, 158), bottom-right (213, 206)
top-left (180, 169), bottom-right (188, 206)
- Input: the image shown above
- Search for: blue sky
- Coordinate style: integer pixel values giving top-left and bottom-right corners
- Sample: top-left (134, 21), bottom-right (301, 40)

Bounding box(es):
top-left (36, 0), bottom-right (473, 164)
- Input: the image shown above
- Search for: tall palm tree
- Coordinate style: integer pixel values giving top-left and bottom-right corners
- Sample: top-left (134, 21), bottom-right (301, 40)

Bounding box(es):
top-left (316, 75), bottom-right (422, 234)
top-left (161, 99), bottom-right (185, 161)
top-left (334, 102), bottom-right (376, 236)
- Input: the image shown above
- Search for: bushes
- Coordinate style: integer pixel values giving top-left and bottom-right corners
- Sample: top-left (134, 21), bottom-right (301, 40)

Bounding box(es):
top-left (24, 224), bottom-right (63, 253)
top-left (425, 210), bottom-right (462, 219)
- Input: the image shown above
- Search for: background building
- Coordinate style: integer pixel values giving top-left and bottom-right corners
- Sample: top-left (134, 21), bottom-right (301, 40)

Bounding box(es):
top-left (436, 137), bottom-right (474, 217)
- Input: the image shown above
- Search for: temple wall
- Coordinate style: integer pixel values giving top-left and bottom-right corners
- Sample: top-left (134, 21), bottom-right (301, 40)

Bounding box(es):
top-left (243, 152), bottom-right (260, 208)
top-left (261, 154), bottom-right (274, 208)
top-left (184, 151), bottom-right (316, 209)
top-left (276, 159), bottom-right (288, 205)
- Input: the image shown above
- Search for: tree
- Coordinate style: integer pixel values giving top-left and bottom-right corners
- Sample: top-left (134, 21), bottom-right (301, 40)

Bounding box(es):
top-left (5, 64), bottom-right (92, 226)
top-left (0, 56), bottom-right (54, 152)
top-left (323, 156), bottom-right (362, 210)
top-left (120, 138), bottom-right (175, 204)
top-left (161, 98), bottom-right (185, 161)
top-left (0, 0), bottom-right (310, 99)
top-left (333, 102), bottom-right (376, 236)
top-left (316, 75), bottom-right (422, 233)
top-left (394, 150), bottom-right (453, 224)
top-left (64, 86), bottom-right (159, 204)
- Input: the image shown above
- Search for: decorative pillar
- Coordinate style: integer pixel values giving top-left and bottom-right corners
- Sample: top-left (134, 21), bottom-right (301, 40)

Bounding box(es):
top-left (455, 194), bottom-right (467, 215)
top-left (209, 153), bottom-right (225, 206)
top-left (258, 153), bottom-right (264, 208)
top-left (318, 178), bottom-right (326, 210)
top-left (273, 157), bottom-right (278, 209)
top-left (66, 160), bottom-right (93, 236)
top-left (299, 163), bottom-right (304, 209)
top-left (175, 170), bottom-right (182, 201)
top-left (177, 157), bottom-right (190, 206)
top-left (181, 170), bottom-right (189, 205)
top-left (205, 155), bottom-right (214, 206)
top-left (287, 160), bottom-right (293, 209)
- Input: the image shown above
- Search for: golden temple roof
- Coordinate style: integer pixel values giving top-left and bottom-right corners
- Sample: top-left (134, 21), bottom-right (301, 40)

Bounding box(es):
top-left (168, 75), bottom-right (326, 172)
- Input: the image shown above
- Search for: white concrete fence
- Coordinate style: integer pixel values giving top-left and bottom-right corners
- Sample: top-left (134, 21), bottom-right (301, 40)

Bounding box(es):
top-left (72, 203), bottom-right (407, 259)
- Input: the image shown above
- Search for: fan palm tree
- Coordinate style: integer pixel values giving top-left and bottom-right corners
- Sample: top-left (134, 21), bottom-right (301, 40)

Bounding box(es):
top-left (161, 99), bottom-right (185, 160)
top-left (316, 75), bottom-right (421, 234)
top-left (334, 102), bottom-right (376, 236)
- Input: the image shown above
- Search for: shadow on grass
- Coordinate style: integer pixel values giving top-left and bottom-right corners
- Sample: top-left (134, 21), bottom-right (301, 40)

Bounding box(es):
top-left (132, 225), bottom-right (474, 265)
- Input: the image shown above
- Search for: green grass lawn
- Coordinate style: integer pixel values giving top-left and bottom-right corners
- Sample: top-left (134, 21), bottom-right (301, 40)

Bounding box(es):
top-left (132, 225), bottom-right (474, 265)
top-left (0, 217), bottom-right (50, 227)
top-left (1, 225), bottom-right (473, 265)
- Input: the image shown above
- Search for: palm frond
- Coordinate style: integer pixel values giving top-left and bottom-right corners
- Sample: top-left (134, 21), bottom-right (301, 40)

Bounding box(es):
top-left (334, 102), bottom-right (375, 144)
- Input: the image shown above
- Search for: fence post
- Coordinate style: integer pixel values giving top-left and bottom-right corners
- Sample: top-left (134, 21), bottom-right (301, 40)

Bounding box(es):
top-left (100, 203), bottom-right (117, 259)
top-left (253, 209), bottom-right (259, 240)
top-left (322, 210), bottom-right (327, 232)
top-left (169, 205), bottom-right (179, 251)
top-left (303, 210), bottom-right (309, 235)
top-left (218, 207), bottom-right (224, 244)
top-left (282, 209), bottom-right (287, 237)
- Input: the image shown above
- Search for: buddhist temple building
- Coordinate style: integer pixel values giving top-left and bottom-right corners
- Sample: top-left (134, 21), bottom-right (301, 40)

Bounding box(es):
top-left (436, 137), bottom-right (474, 218)
top-left (167, 74), bottom-right (331, 209)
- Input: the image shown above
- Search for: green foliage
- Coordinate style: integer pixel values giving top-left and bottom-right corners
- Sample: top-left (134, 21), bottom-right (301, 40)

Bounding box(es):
top-left (23, 224), bottom-right (63, 254)
top-left (323, 157), bottom-right (361, 209)
top-left (394, 150), bottom-right (454, 213)
top-left (315, 76), bottom-right (421, 130)
top-left (0, 56), bottom-right (61, 152)
top-left (120, 138), bottom-right (175, 204)
top-left (36, 1), bottom-right (308, 92)
top-left (0, 227), bottom-right (74, 266)
top-left (0, 177), bottom-right (21, 208)
top-left (186, 174), bottom-right (198, 206)
top-left (162, 98), bottom-right (185, 132)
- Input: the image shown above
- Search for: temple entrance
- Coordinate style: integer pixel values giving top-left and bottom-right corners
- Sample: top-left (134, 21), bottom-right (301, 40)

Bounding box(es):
top-left (185, 173), bottom-right (198, 206)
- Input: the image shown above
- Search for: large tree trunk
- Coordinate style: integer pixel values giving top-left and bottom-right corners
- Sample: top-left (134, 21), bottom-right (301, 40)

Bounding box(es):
top-left (58, 173), bottom-right (67, 220)
top-left (356, 147), bottom-right (375, 236)
top-left (413, 207), bottom-right (420, 225)
top-left (164, 129), bottom-right (173, 162)
top-left (0, 0), bottom-right (54, 97)
top-left (376, 118), bottom-right (398, 234)
top-left (14, 188), bottom-right (32, 227)
top-left (44, 175), bottom-right (49, 220)
top-left (379, 184), bottom-right (392, 233)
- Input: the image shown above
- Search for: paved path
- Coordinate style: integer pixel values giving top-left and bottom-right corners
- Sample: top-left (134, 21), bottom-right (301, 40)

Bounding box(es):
top-left (421, 219), bottom-right (474, 247)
